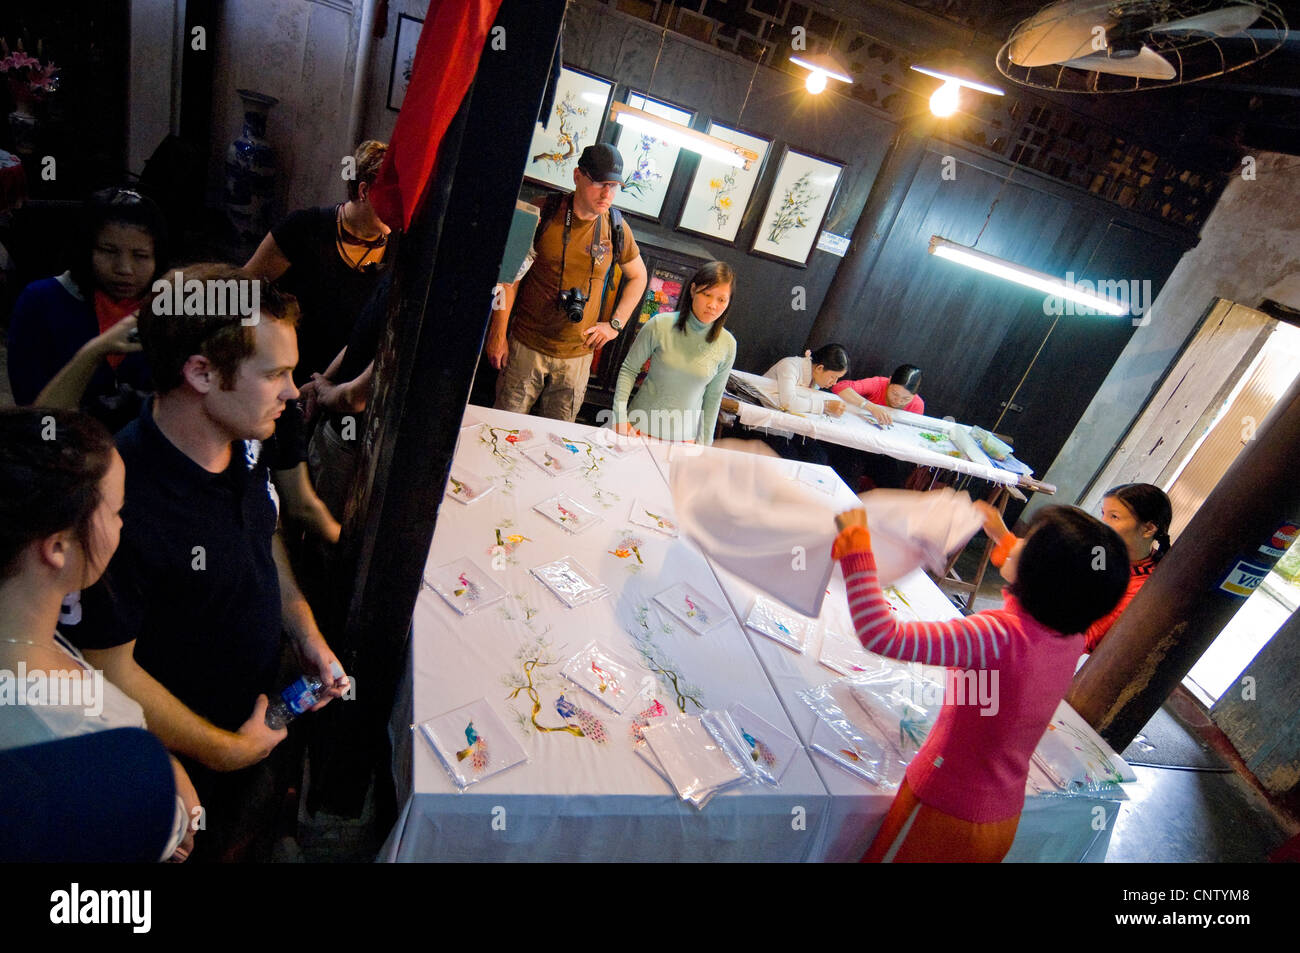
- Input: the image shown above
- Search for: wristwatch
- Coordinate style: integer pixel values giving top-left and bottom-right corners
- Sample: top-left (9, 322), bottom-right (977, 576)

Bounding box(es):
top-left (609, 317), bottom-right (624, 332)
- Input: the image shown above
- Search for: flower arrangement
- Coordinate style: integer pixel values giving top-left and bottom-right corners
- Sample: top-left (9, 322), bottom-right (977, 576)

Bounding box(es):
top-left (2, 40), bottom-right (59, 100)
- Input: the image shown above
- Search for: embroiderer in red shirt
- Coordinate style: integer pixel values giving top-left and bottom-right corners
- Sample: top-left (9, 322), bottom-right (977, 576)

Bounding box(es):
top-left (830, 363), bottom-right (924, 425)
top-left (1087, 483), bottom-right (1173, 652)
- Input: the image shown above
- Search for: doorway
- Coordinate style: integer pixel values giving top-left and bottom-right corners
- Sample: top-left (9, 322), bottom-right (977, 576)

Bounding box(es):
top-left (1082, 302), bottom-right (1300, 706)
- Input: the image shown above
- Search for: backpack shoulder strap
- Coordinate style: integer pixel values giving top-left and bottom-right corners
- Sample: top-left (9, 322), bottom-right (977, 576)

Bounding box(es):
top-left (532, 191), bottom-right (567, 247)
top-left (608, 206), bottom-right (625, 263)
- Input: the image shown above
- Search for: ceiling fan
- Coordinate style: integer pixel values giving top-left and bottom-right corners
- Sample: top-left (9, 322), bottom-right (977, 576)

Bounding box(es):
top-left (997, 1), bottom-right (1289, 91)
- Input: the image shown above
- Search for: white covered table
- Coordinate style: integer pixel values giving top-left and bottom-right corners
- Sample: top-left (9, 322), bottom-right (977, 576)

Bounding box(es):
top-left (726, 369), bottom-right (1021, 485)
top-left (383, 407), bottom-right (830, 862)
top-left (383, 409), bottom-right (1126, 862)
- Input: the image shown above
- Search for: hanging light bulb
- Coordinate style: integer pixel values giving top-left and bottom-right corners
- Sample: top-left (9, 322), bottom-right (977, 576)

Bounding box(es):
top-left (790, 52), bottom-right (852, 93)
top-left (929, 79), bottom-right (961, 117)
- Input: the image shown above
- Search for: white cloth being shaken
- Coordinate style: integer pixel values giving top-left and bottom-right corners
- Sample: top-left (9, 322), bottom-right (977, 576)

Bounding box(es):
top-left (670, 453), bottom-right (983, 614)
top-left (857, 488), bottom-right (984, 584)
top-left (670, 451), bottom-right (837, 617)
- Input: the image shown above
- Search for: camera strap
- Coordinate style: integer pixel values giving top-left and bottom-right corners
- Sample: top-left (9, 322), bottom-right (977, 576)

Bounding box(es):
top-left (559, 195), bottom-right (601, 305)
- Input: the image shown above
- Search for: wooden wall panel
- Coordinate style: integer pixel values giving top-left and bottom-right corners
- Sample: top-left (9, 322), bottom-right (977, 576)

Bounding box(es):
top-left (556, 3), bottom-right (895, 374)
top-left (555, 4), bottom-right (1195, 478)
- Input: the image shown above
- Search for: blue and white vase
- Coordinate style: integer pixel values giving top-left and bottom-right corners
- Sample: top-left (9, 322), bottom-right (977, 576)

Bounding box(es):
top-left (224, 88), bottom-right (278, 245)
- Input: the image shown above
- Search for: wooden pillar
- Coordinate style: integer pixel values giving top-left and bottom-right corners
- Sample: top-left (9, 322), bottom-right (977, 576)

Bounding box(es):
top-left (1067, 372), bottom-right (1300, 752)
top-left (307, 0), bottom-right (568, 819)
top-left (807, 112), bottom-right (934, 347)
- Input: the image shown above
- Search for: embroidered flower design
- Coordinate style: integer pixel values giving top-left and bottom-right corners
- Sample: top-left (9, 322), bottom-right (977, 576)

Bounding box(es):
top-left (452, 572), bottom-right (481, 601)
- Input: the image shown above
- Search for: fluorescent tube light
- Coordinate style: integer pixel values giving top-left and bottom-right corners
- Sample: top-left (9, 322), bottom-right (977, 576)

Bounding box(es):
top-left (610, 103), bottom-right (759, 168)
top-left (928, 236), bottom-right (1129, 316)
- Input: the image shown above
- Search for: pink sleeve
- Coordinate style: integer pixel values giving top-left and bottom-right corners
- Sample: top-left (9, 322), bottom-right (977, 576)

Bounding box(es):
top-left (832, 378), bottom-right (870, 397)
top-left (840, 550), bottom-right (1011, 669)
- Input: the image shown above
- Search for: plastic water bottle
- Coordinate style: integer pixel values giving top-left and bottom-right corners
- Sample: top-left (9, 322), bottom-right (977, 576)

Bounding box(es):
top-left (265, 662), bottom-right (345, 729)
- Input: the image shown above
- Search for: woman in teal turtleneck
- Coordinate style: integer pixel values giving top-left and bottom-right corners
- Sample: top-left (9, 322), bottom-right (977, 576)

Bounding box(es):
top-left (612, 261), bottom-right (738, 445)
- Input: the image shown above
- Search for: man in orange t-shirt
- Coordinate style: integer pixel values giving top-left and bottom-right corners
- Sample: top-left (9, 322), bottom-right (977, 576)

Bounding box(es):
top-left (486, 144), bottom-right (647, 422)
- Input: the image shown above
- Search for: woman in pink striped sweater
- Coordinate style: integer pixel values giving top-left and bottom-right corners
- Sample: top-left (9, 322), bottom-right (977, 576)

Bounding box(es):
top-left (832, 503), bottom-right (1129, 862)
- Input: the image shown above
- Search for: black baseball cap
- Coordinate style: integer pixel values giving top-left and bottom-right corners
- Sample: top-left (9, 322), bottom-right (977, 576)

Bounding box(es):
top-left (577, 143), bottom-right (624, 183)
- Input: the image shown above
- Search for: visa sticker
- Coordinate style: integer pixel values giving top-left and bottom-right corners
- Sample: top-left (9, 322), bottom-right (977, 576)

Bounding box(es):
top-left (1219, 560), bottom-right (1270, 597)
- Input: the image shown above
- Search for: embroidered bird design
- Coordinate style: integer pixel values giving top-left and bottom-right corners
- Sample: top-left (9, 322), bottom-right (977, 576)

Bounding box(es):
top-left (555, 695), bottom-right (606, 743)
top-left (743, 730), bottom-right (778, 768)
top-left (684, 595), bottom-right (706, 621)
top-left (630, 699), bottom-right (668, 743)
top-left (591, 661), bottom-right (619, 695)
top-left (453, 572), bottom-right (478, 599)
top-left (455, 721), bottom-right (489, 770)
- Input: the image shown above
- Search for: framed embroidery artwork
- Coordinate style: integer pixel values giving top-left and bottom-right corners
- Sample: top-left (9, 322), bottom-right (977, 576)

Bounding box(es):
top-left (676, 122), bottom-right (771, 244)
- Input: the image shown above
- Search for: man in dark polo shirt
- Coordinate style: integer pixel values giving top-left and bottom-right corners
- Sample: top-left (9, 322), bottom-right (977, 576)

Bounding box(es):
top-left (62, 263), bottom-right (348, 861)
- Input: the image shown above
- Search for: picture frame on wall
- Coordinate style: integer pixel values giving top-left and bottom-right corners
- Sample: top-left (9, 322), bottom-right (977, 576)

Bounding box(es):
top-left (749, 146), bottom-right (845, 267)
top-left (611, 91), bottom-right (695, 223)
top-left (524, 66), bottom-right (617, 191)
top-left (386, 14), bottom-right (424, 112)
top-left (675, 122), bottom-right (772, 245)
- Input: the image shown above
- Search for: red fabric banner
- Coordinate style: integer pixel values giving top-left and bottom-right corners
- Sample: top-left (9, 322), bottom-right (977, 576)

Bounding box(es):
top-left (370, 0), bottom-right (506, 230)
